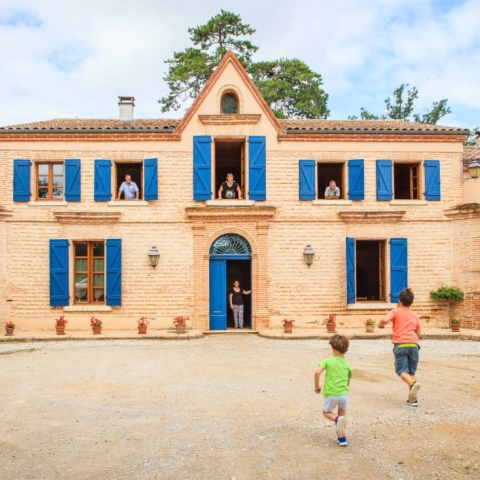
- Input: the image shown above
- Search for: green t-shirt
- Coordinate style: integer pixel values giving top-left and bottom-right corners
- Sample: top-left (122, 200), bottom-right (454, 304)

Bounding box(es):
top-left (319, 356), bottom-right (353, 397)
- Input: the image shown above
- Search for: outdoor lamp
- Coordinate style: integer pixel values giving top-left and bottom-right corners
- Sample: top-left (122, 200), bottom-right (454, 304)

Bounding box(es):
top-left (148, 246), bottom-right (160, 268)
top-left (304, 243), bottom-right (315, 268)
top-left (468, 161), bottom-right (480, 180)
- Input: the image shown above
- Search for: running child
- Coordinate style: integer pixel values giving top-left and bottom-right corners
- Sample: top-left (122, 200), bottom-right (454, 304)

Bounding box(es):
top-left (378, 287), bottom-right (422, 407)
top-left (314, 334), bottom-right (352, 447)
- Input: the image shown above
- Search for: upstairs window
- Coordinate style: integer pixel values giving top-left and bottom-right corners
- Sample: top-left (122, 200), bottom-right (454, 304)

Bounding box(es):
top-left (394, 163), bottom-right (420, 199)
top-left (37, 163), bottom-right (64, 200)
top-left (221, 93), bottom-right (238, 114)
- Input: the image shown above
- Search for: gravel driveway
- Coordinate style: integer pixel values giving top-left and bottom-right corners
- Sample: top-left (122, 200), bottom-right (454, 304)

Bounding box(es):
top-left (1, 336), bottom-right (479, 480)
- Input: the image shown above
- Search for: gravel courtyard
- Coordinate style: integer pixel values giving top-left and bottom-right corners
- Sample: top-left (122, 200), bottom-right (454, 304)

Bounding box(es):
top-left (1, 335), bottom-right (479, 480)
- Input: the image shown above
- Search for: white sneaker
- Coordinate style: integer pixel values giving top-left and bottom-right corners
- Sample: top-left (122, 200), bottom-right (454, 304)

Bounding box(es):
top-left (336, 416), bottom-right (346, 438)
top-left (408, 382), bottom-right (421, 403)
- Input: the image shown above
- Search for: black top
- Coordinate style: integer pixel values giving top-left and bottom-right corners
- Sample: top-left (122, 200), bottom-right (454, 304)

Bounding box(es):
top-left (231, 289), bottom-right (244, 305)
top-left (221, 181), bottom-right (239, 199)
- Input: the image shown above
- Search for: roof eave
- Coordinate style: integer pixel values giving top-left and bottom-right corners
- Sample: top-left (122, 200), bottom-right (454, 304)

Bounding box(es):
top-left (284, 129), bottom-right (470, 135)
top-left (0, 128), bottom-right (176, 134)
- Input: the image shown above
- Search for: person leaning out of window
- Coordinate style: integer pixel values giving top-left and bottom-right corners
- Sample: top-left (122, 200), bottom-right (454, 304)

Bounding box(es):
top-left (218, 173), bottom-right (242, 199)
top-left (324, 180), bottom-right (340, 200)
top-left (116, 174), bottom-right (139, 200)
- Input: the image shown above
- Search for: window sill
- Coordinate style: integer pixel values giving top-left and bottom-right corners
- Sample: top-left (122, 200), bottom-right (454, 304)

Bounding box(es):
top-left (206, 200), bottom-right (255, 206)
top-left (312, 200), bottom-right (352, 205)
top-left (30, 201), bottom-right (68, 206)
top-left (107, 200), bottom-right (149, 206)
top-left (389, 200), bottom-right (428, 205)
top-left (64, 305), bottom-right (113, 312)
top-left (347, 302), bottom-right (397, 310)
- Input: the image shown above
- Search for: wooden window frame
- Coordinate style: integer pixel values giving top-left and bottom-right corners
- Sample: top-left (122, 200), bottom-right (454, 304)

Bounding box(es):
top-left (356, 239), bottom-right (386, 302)
top-left (74, 241), bottom-right (105, 304)
top-left (317, 162), bottom-right (345, 199)
top-left (394, 162), bottom-right (421, 200)
top-left (36, 162), bottom-right (64, 200)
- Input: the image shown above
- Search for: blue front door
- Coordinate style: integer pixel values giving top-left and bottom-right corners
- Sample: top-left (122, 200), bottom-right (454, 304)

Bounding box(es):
top-left (209, 259), bottom-right (227, 330)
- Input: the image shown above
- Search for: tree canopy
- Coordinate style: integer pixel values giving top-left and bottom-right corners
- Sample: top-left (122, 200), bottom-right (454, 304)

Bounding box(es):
top-left (159, 10), bottom-right (329, 119)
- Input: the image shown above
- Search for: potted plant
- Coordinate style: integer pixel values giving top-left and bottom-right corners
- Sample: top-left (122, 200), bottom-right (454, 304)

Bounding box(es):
top-left (173, 316), bottom-right (190, 334)
top-left (282, 319), bottom-right (295, 333)
top-left (90, 317), bottom-right (102, 334)
top-left (55, 316), bottom-right (68, 335)
top-left (5, 321), bottom-right (15, 336)
top-left (137, 316), bottom-right (149, 334)
top-left (430, 286), bottom-right (464, 323)
top-left (449, 318), bottom-right (461, 332)
top-left (326, 314), bottom-right (336, 333)
top-left (364, 318), bottom-right (376, 333)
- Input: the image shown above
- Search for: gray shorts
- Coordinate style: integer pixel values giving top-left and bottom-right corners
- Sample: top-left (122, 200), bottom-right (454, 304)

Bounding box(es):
top-left (323, 395), bottom-right (349, 413)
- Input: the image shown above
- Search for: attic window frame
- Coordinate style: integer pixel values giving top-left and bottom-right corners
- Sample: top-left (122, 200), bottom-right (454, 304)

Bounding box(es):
top-left (221, 92), bottom-right (239, 115)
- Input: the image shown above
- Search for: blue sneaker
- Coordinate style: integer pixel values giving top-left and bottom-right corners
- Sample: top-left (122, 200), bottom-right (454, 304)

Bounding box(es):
top-left (337, 436), bottom-right (348, 447)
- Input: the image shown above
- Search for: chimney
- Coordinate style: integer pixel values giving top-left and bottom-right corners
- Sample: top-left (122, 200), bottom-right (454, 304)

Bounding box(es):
top-left (118, 96), bottom-right (135, 121)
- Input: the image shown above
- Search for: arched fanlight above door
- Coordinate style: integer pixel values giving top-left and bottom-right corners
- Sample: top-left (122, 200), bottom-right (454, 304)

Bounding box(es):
top-left (210, 234), bottom-right (251, 255)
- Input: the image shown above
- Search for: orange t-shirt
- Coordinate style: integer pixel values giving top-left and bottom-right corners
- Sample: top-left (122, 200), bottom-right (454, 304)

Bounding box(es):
top-left (387, 307), bottom-right (420, 344)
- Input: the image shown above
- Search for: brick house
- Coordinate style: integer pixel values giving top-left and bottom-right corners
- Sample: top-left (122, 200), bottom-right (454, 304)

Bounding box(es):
top-left (0, 51), bottom-right (477, 331)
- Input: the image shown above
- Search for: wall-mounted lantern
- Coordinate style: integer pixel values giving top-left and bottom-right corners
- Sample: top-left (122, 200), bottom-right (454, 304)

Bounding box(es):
top-left (304, 243), bottom-right (315, 268)
top-left (468, 161), bottom-right (480, 180)
top-left (148, 246), bottom-right (160, 268)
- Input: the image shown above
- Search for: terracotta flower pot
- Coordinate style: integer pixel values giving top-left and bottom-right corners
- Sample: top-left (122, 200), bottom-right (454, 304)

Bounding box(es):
top-left (5, 327), bottom-right (14, 336)
top-left (92, 326), bottom-right (102, 334)
top-left (138, 326), bottom-right (147, 334)
top-left (283, 324), bottom-right (293, 333)
top-left (365, 325), bottom-right (375, 333)
top-left (175, 324), bottom-right (186, 334)
top-left (55, 325), bottom-right (66, 335)
top-left (451, 323), bottom-right (460, 332)
top-left (326, 323), bottom-right (336, 333)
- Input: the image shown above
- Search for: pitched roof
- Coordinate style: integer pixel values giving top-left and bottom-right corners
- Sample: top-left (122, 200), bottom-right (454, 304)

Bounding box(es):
top-left (463, 146), bottom-right (480, 160)
top-left (0, 119), bottom-right (179, 131)
top-left (279, 119), bottom-right (467, 133)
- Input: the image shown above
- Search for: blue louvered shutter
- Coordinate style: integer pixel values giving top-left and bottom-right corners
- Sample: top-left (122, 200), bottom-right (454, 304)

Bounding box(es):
top-left (94, 160), bottom-right (112, 201)
top-left (249, 136), bottom-right (266, 201)
top-left (65, 159), bottom-right (81, 202)
top-left (376, 159), bottom-right (393, 200)
top-left (299, 160), bottom-right (316, 200)
top-left (106, 239), bottom-right (122, 306)
top-left (193, 136), bottom-right (212, 200)
top-left (144, 158), bottom-right (158, 201)
top-left (13, 159), bottom-right (31, 202)
top-left (390, 238), bottom-right (408, 303)
top-left (424, 160), bottom-right (441, 201)
top-left (348, 159), bottom-right (364, 200)
top-left (346, 238), bottom-right (355, 304)
top-left (49, 239), bottom-right (69, 306)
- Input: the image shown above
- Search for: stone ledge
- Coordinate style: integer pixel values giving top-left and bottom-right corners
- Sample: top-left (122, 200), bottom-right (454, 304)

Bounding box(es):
top-left (30, 201), bottom-right (68, 207)
top-left (107, 201), bottom-right (149, 206)
top-left (312, 200), bottom-right (352, 206)
top-left (63, 306), bottom-right (113, 312)
top-left (347, 303), bottom-right (397, 310)
top-left (206, 200), bottom-right (255, 207)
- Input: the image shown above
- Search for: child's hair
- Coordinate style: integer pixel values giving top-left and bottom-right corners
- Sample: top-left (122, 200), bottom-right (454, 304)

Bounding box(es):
top-left (399, 287), bottom-right (414, 307)
top-left (329, 334), bottom-right (349, 354)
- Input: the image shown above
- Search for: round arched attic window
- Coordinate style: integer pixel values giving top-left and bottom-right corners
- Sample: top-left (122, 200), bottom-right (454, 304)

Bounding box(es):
top-left (221, 93), bottom-right (238, 114)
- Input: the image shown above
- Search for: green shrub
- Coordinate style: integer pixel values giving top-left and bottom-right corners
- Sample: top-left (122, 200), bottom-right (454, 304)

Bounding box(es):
top-left (430, 286), bottom-right (464, 301)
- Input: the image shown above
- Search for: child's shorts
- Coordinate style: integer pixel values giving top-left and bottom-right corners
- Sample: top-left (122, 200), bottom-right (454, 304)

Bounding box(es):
top-left (393, 344), bottom-right (419, 376)
top-left (323, 395), bottom-right (349, 413)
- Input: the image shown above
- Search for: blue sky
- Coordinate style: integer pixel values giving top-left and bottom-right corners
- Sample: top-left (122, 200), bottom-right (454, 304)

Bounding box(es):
top-left (0, 0), bottom-right (478, 128)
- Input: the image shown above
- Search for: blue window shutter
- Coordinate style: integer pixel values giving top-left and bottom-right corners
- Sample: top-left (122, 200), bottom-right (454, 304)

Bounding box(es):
top-left (248, 136), bottom-right (266, 201)
top-left (299, 160), bottom-right (316, 200)
top-left (346, 238), bottom-right (355, 304)
top-left (106, 239), bottom-right (122, 306)
top-left (390, 238), bottom-right (408, 303)
top-left (13, 159), bottom-right (31, 202)
top-left (65, 159), bottom-right (81, 202)
top-left (193, 136), bottom-right (212, 200)
top-left (424, 160), bottom-right (441, 201)
top-left (348, 159), bottom-right (364, 200)
top-left (94, 159), bottom-right (112, 201)
top-left (376, 159), bottom-right (393, 201)
top-left (144, 158), bottom-right (158, 201)
top-left (49, 239), bottom-right (69, 307)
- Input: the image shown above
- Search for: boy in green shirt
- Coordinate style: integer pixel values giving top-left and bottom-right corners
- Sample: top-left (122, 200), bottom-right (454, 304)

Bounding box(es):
top-left (314, 334), bottom-right (353, 447)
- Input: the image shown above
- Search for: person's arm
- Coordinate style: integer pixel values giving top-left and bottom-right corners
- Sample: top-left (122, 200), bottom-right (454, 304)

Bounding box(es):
top-left (378, 310), bottom-right (394, 329)
top-left (229, 293), bottom-right (233, 310)
top-left (237, 184), bottom-right (242, 200)
top-left (242, 289), bottom-right (251, 295)
top-left (218, 184), bottom-right (223, 199)
top-left (314, 366), bottom-right (324, 393)
top-left (334, 189), bottom-right (340, 199)
top-left (416, 322), bottom-right (422, 338)
top-left (135, 184), bottom-right (139, 199)
top-left (116, 188), bottom-right (123, 200)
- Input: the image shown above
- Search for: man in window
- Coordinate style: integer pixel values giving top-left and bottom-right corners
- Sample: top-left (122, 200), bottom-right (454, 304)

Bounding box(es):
top-left (218, 173), bottom-right (242, 199)
top-left (116, 174), bottom-right (139, 200)
top-left (324, 180), bottom-right (340, 200)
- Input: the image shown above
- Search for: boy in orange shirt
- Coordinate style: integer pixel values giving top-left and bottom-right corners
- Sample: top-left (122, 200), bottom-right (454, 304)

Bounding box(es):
top-left (378, 287), bottom-right (422, 407)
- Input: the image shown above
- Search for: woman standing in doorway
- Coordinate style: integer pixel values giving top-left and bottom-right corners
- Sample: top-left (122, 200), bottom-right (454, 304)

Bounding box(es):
top-left (229, 280), bottom-right (251, 328)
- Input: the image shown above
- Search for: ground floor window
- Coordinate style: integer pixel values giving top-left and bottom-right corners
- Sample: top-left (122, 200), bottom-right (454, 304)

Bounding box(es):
top-left (317, 162), bottom-right (344, 199)
top-left (36, 162), bottom-right (64, 200)
top-left (356, 240), bottom-right (386, 301)
top-left (74, 241), bottom-right (105, 303)
top-left (116, 162), bottom-right (143, 200)
top-left (394, 163), bottom-right (420, 199)
top-left (215, 139), bottom-right (245, 199)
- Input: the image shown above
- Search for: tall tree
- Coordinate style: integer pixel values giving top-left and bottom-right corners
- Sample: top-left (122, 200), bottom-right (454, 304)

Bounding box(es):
top-left (159, 11), bottom-right (329, 119)
top-left (349, 83), bottom-right (451, 124)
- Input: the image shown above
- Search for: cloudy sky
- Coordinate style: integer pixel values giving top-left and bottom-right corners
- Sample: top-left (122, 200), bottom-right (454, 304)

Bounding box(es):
top-left (0, 0), bottom-right (479, 128)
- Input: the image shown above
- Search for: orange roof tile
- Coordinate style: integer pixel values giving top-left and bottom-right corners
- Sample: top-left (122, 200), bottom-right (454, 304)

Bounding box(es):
top-left (463, 147), bottom-right (480, 160)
